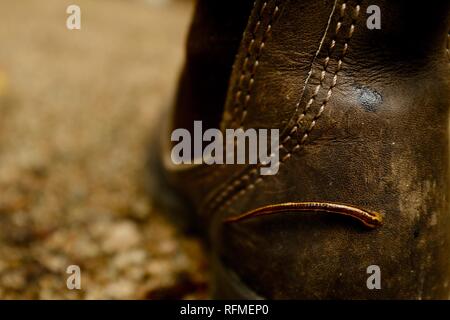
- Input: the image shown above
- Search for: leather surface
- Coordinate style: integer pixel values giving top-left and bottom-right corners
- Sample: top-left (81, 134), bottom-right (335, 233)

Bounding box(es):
top-left (162, 0), bottom-right (450, 299)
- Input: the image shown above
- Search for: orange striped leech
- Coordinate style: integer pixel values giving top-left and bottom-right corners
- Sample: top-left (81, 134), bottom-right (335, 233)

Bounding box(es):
top-left (224, 202), bottom-right (384, 229)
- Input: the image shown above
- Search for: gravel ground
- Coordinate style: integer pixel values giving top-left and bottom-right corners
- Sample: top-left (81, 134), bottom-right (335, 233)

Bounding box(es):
top-left (0, 0), bottom-right (209, 299)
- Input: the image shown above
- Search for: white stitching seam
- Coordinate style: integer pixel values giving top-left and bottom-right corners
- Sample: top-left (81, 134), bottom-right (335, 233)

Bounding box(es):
top-left (203, 1), bottom-right (362, 216)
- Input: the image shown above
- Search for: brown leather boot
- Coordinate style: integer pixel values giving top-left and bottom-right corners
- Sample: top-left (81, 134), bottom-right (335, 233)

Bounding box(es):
top-left (157, 0), bottom-right (450, 299)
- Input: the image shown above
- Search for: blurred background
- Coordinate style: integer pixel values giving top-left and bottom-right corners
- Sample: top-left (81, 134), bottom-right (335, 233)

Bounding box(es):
top-left (0, 0), bottom-right (209, 299)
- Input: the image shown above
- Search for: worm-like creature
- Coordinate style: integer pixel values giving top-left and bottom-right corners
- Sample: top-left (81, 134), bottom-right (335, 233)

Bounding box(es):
top-left (224, 202), bottom-right (383, 229)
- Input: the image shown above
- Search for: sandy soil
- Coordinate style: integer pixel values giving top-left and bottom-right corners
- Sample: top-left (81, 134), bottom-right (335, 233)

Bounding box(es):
top-left (0, 0), bottom-right (209, 299)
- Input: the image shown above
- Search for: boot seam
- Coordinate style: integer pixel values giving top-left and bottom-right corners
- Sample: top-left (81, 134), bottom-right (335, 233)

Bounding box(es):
top-left (222, 0), bottom-right (281, 130)
top-left (280, 1), bottom-right (360, 161)
top-left (202, 0), bottom-right (362, 217)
